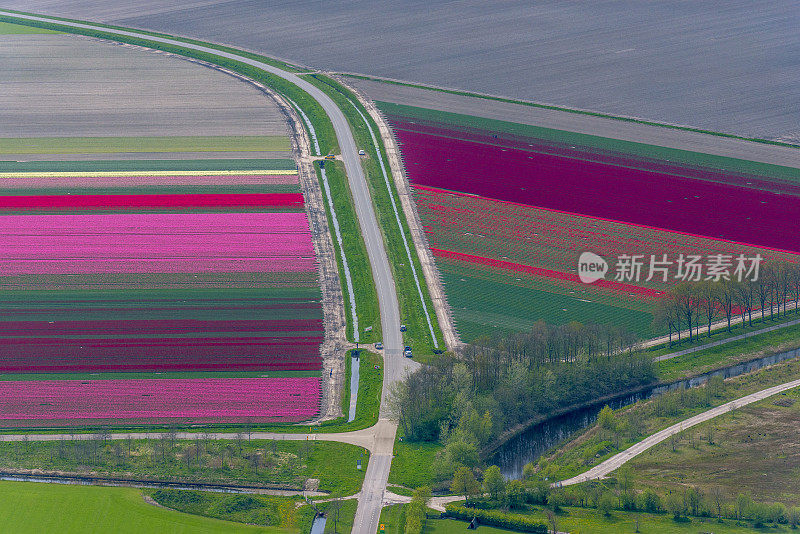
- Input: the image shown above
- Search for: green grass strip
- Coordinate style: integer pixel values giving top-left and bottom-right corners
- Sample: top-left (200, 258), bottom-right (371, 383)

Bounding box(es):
top-left (314, 161), bottom-right (380, 342)
top-left (1, 8), bottom-right (299, 72)
top-left (378, 101), bottom-right (800, 183)
top-left (0, 136), bottom-right (290, 154)
top-left (0, 20), bottom-right (59, 33)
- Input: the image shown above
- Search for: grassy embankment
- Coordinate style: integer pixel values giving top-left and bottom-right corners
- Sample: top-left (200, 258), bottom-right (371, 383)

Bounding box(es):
top-left (0, 481), bottom-right (277, 533)
top-left (436, 507), bottom-right (787, 534)
top-left (305, 74), bottom-right (444, 357)
top-left (0, 19), bottom-right (60, 33)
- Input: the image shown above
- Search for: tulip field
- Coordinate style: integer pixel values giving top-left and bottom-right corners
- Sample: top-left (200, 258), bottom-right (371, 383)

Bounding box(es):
top-left (0, 159), bottom-right (323, 426)
top-left (382, 103), bottom-right (800, 341)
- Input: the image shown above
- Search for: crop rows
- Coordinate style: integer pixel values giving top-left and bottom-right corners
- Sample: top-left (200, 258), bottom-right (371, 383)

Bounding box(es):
top-left (0, 163), bottom-right (323, 424)
top-left (384, 106), bottom-right (800, 341)
top-left (0, 377), bottom-right (320, 426)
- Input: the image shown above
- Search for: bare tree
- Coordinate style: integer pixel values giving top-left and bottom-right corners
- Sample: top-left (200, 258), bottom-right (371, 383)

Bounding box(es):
top-left (698, 281), bottom-right (721, 337)
top-left (735, 280), bottom-right (755, 327)
top-left (710, 486), bottom-right (725, 519)
top-left (328, 498), bottom-right (342, 533)
top-left (720, 280), bottom-right (736, 333)
top-left (756, 264), bottom-right (773, 322)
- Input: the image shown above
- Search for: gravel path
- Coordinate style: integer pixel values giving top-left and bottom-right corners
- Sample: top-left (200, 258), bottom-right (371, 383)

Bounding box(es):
top-left (557, 377), bottom-right (800, 486)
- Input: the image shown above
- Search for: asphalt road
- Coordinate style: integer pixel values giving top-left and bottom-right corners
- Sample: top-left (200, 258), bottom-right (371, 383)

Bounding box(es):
top-left (0, 11), bottom-right (414, 533)
top-left (557, 377), bottom-right (800, 487)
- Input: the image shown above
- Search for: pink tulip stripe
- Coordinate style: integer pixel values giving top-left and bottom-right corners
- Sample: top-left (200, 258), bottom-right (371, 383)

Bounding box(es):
top-left (0, 377), bottom-right (321, 425)
top-left (0, 212), bottom-right (316, 274)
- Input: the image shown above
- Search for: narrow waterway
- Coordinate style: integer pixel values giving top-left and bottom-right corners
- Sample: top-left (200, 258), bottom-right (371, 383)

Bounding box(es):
top-left (348, 352), bottom-right (361, 422)
top-left (493, 347), bottom-right (800, 478)
top-left (309, 513), bottom-right (327, 534)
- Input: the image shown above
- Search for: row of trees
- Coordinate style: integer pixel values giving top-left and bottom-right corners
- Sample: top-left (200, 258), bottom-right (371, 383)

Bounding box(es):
top-left (392, 323), bottom-right (655, 485)
top-left (451, 461), bottom-right (800, 531)
top-left (654, 262), bottom-right (800, 345)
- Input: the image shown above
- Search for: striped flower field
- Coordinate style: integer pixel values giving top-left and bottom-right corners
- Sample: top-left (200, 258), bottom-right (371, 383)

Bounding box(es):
top-left (0, 160), bottom-right (324, 426)
top-left (0, 377), bottom-right (320, 426)
top-left (383, 103), bottom-right (800, 341)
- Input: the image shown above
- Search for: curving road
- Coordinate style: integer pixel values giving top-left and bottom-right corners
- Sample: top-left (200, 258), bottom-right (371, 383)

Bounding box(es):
top-left (0, 11), bottom-right (419, 533)
top-left (557, 377), bottom-right (800, 486)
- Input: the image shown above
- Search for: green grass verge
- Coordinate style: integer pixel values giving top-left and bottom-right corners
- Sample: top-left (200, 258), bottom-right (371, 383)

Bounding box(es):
top-left (437, 506), bottom-right (782, 534)
top-left (646, 311), bottom-right (800, 358)
top-left (315, 499), bottom-right (358, 533)
top-left (0, 20), bottom-right (59, 33)
top-left (305, 74), bottom-right (444, 355)
top-left (0, 439), bottom-right (367, 497)
top-left (0, 136), bottom-right (290, 154)
top-left (378, 503), bottom-right (407, 534)
top-left (345, 350), bottom-right (384, 429)
top-left (655, 321), bottom-right (800, 382)
top-left (345, 73), bottom-right (800, 152)
top-left (377, 101), bottom-right (800, 182)
top-left (150, 489), bottom-right (309, 531)
top-left (544, 355), bottom-right (800, 482)
top-left (388, 433), bottom-right (442, 489)
top-left (0, 481), bottom-right (273, 533)
top-left (315, 160), bottom-right (381, 343)
top-left (0, 14), bottom-right (338, 157)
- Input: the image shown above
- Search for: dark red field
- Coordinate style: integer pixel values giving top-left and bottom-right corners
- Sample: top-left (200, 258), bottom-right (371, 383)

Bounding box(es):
top-left (393, 121), bottom-right (800, 254)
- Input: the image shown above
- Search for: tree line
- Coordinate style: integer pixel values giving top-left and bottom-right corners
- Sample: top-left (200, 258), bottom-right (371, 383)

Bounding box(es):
top-left (654, 261), bottom-right (800, 345)
top-left (391, 322), bottom-right (655, 484)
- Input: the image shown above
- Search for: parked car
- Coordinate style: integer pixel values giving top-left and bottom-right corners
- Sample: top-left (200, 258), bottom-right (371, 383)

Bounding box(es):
top-left (374, 342), bottom-right (383, 350)
top-left (404, 346), bottom-right (413, 358)
top-left (399, 324), bottom-right (407, 332)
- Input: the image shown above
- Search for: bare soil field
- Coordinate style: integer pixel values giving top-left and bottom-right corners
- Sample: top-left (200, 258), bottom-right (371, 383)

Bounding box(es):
top-left (4, 1), bottom-right (799, 141)
top-left (1, 32), bottom-right (289, 141)
top-left (348, 78), bottom-right (800, 169)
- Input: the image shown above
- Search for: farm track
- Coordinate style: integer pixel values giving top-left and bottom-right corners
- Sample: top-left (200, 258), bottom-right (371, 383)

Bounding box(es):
top-left (0, 11), bottom-right (419, 534)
